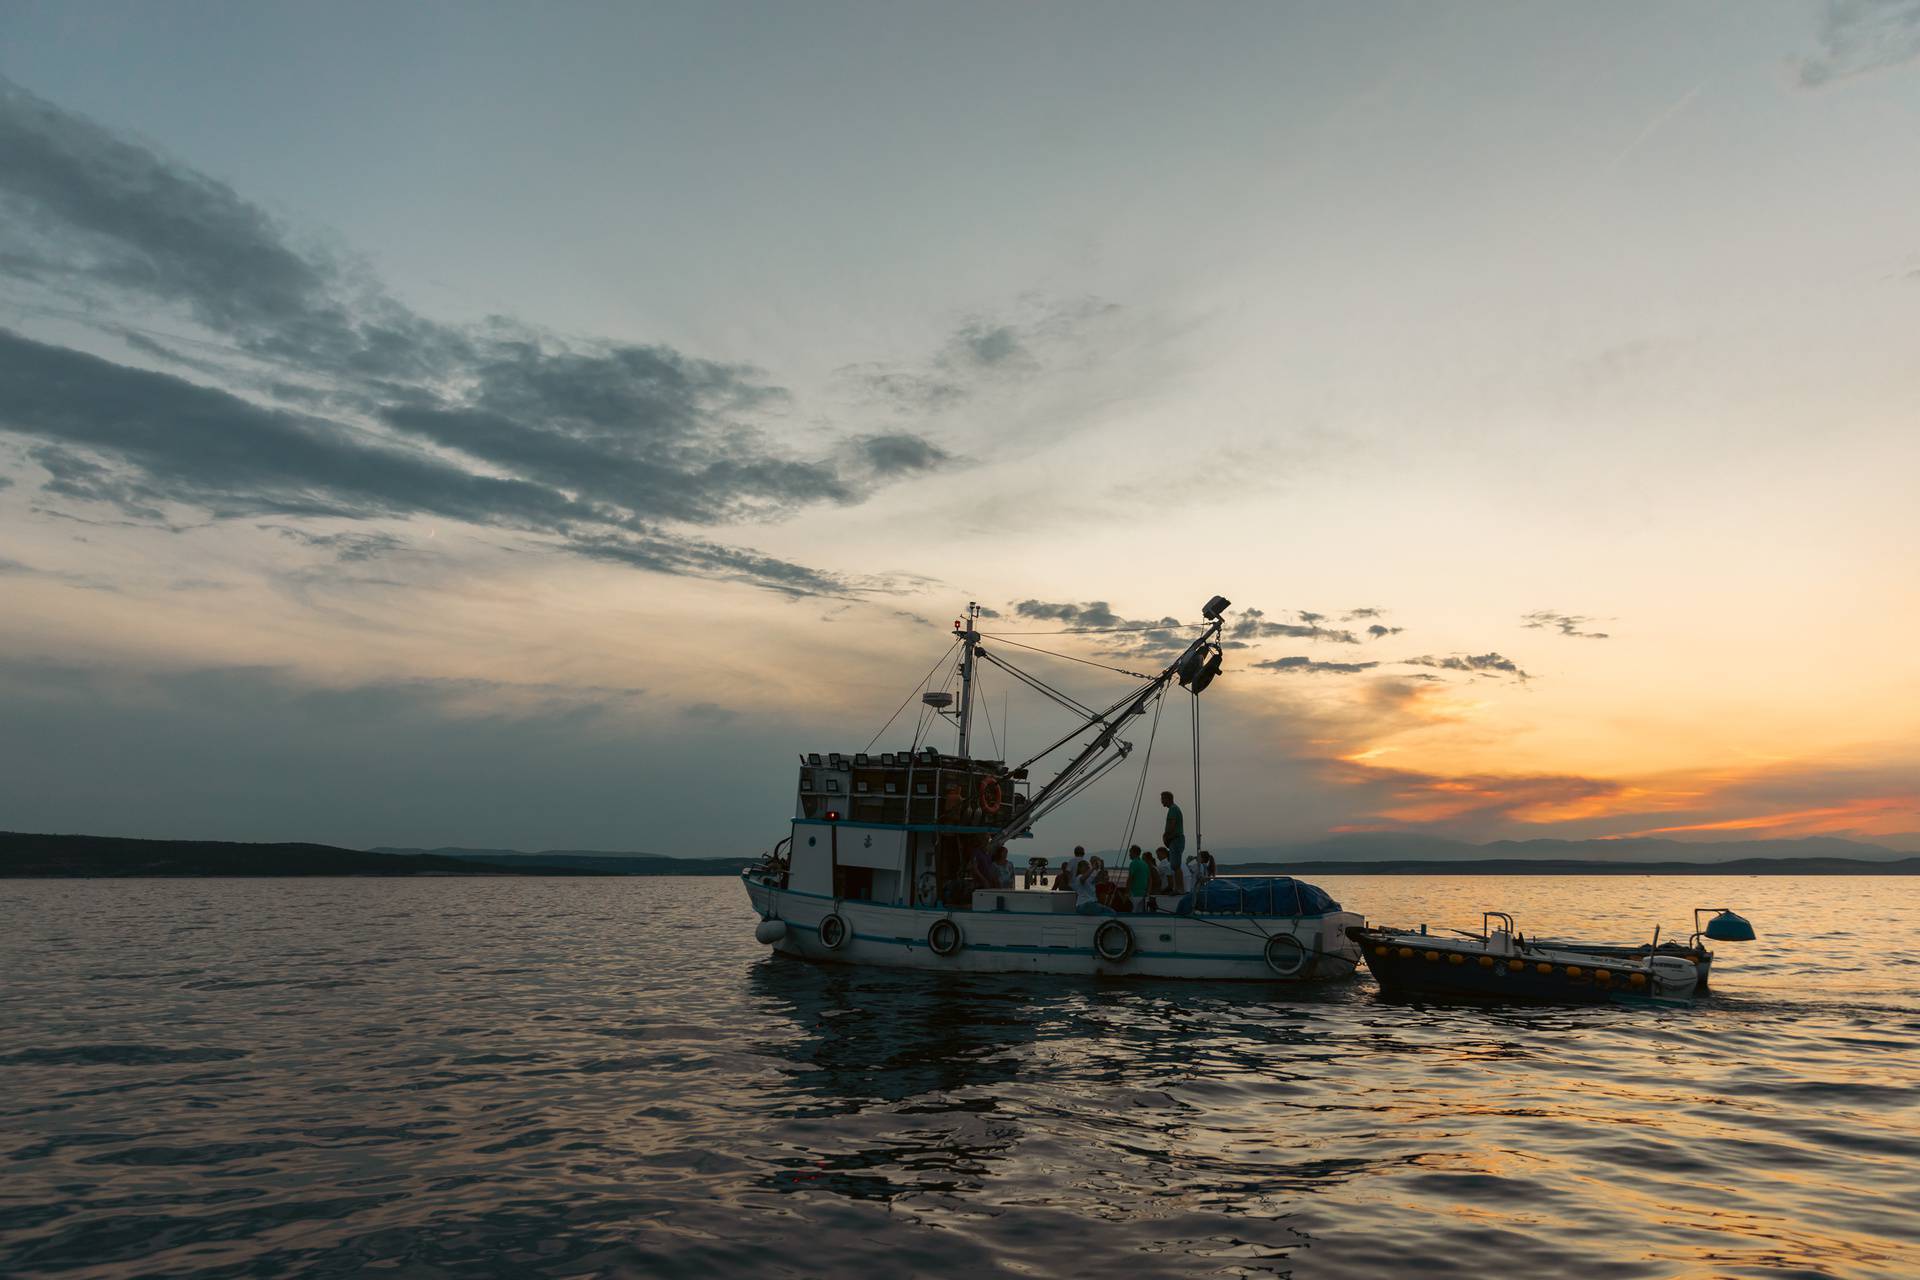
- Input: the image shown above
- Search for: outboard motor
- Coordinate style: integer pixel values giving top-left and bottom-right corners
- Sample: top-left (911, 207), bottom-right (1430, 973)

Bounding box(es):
top-left (1649, 954), bottom-right (1700, 1001)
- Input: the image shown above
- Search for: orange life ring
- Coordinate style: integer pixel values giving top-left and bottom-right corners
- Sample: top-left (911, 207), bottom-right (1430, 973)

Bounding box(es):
top-left (979, 776), bottom-right (1003, 815)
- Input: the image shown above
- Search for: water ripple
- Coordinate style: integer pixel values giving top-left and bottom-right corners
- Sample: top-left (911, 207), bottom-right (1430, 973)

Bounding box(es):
top-left (0, 875), bottom-right (1915, 1278)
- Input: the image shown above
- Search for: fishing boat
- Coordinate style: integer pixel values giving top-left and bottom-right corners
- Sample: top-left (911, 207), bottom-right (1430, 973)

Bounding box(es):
top-left (1347, 908), bottom-right (1755, 1004)
top-left (742, 596), bottom-right (1363, 980)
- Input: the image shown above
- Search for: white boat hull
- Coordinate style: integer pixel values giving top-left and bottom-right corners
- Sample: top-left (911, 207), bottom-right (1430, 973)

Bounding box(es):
top-left (743, 874), bottom-right (1363, 981)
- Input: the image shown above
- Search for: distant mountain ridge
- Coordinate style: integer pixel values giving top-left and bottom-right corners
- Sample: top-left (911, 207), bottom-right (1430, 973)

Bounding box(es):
top-left (6, 830), bottom-right (1913, 879)
top-left (0, 831), bottom-right (617, 878)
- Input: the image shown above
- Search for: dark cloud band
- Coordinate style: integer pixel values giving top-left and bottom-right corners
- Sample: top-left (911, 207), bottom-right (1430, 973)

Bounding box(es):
top-left (0, 76), bottom-right (953, 596)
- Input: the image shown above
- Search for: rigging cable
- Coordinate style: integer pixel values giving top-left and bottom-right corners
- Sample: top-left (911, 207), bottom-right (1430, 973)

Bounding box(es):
top-left (976, 647), bottom-right (1098, 718)
top-left (1115, 690), bottom-right (1167, 856)
top-left (867, 637), bottom-right (960, 753)
top-left (1191, 687), bottom-right (1203, 859)
top-left (975, 623), bottom-right (1208, 636)
top-left (975, 633), bottom-right (1156, 680)
top-left (977, 664), bottom-right (1002, 760)
top-left (1017, 751), bottom-right (1132, 834)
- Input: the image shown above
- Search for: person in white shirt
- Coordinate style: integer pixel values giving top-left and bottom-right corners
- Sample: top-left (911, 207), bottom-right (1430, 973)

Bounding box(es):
top-left (1072, 857), bottom-right (1113, 915)
top-left (1151, 848), bottom-right (1173, 895)
top-left (1184, 849), bottom-right (1208, 895)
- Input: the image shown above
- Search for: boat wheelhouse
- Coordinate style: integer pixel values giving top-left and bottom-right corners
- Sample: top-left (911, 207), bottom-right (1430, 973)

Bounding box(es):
top-left (743, 596), bottom-right (1363, 981)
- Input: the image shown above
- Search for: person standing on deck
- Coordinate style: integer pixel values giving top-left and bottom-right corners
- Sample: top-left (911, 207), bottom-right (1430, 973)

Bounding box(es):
top-left (1126, 845), bottom-right (1152, 913)
top-left (1160, 791), bottom-right (1186, 887)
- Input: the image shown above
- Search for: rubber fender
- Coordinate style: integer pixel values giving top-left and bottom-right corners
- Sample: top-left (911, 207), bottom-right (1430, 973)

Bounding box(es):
top-left (818, 913), bottom-right (850, 950)
top-left (1264, 934), bottom-right (1308, 977)
top-left (927, 918), bottom-right (963, 957)
top-left (754, 919), bottom-right (788, 945)
top-left (1093, 919), bottom-right (1134, 962)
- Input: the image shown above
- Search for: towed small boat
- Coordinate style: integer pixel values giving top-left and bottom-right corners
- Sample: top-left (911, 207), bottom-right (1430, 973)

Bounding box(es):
top-left (1348, 908), bottom-right (1755, 1004)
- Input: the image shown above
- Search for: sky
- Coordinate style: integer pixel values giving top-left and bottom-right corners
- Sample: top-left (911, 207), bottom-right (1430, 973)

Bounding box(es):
top-left (1, 2), bottom-right (1917, 856)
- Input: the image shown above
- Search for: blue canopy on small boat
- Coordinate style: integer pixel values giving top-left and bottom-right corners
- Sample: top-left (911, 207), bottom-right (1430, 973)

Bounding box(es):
top-left (1197, 876), bottom-right (1341, 916)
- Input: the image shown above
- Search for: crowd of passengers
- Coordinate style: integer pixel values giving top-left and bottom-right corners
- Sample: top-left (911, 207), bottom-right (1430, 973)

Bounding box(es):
top-left (964, 789), bottom-right (1216, 914)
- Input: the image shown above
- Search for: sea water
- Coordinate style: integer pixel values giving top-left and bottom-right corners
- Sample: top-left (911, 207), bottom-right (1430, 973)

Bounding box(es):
top-left (2, 875), bottom-right (1916, 1278)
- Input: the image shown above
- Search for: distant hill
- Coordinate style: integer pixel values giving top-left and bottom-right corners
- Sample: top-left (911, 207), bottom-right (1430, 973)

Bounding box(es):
top-left (0, 832), bottom-right (618, 878)
top-left (11, 830), bottom-right (1914, 880)
top-left (371, 848), bottom-right (747, 876)
top-left (1235, 855), bottom-right (1920, 876)
top-left (1219, 834), bottom-right (1913, 865)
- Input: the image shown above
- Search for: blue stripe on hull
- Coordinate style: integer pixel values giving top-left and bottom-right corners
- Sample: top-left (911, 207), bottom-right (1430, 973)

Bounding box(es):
top-left (780, 915), bottom-right (1277, 965)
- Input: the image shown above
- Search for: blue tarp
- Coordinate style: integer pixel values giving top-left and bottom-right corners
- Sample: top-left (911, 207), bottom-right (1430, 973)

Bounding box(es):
top-left (1197, 876), bottom-right (1340, 916)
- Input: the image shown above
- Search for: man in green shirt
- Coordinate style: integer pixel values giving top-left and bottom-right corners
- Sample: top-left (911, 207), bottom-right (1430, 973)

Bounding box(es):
top-left (1126, 844), bottom-right (1151, 912)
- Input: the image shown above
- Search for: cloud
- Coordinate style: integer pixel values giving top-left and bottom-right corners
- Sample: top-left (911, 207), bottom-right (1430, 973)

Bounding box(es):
top-left (1324, 752), bottom-right (1920, 843)
top-left (1522, 610), bottom-right (1609, 639)
top-left (839, 296), bottom-right (1120, 412)
top-left (680, 701), bottom-right (737, 724)
top-left (0, 76), bottom-right (955, 596)
top-left (1004, 598), bottom-right (1199, 664)
top-left (849, 432), bottom-right (955, 477)
top-left (0, 549), bottom-right (119, 591)
top-left (27, 443), bottom-right (167, 520)
top-left (1011, 599), bottom-right (1130, 629)
top-left (1227, 606), bottom-right (1361, 645)
top-left (267, 526), bottom-right (407, 563)
top-left (1796, 0), bottom-right (1920, 87)
top-left (1401, 652), bottom-right (1530, 680)
top-left (1328, 760), bottom-right (1631, 828)
top-left (954, 321), bottom-right (1028, 368)
top-left (1344, 607), bottom-right (1384, 620)
top-left (1253, 656), bottom-right (1380, 675)
top-left (0, 328), bottom-right (859, 595)
top-left (1366, 624), bottom-right (1403, 640)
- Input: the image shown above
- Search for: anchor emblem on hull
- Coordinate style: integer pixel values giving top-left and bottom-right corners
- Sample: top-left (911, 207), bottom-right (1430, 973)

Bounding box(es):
top-left (863, 834), bottom-right (873, 848)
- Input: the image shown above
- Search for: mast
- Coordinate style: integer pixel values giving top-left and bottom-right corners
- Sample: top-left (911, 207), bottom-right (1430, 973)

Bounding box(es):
top-left (954, 602), bottom-right (980, 759)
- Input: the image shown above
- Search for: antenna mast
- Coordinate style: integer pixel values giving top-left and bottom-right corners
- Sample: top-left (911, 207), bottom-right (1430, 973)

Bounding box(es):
top-left (954, 603), bottom-right (980, 759)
